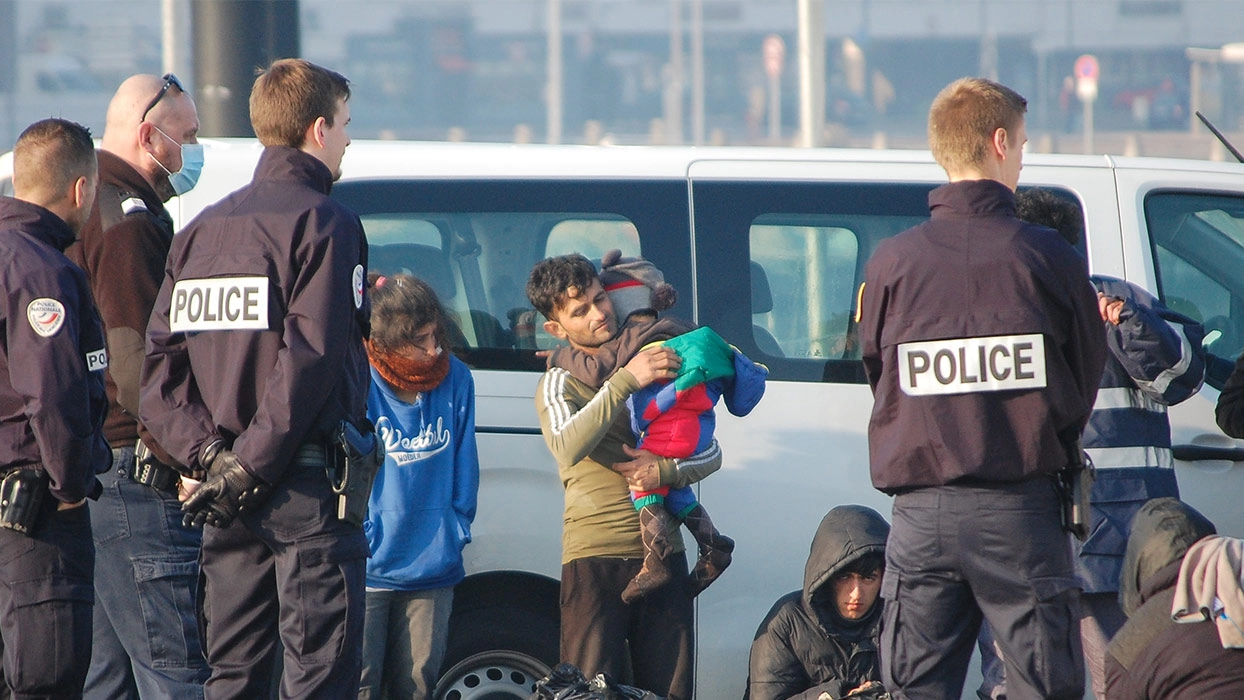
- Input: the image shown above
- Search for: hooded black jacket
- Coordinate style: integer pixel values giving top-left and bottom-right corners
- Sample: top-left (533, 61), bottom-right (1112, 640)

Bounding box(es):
top-left (746, 505), bottom-right (890, 700)
top-left (1104, 497), bottom-right (1244, 698)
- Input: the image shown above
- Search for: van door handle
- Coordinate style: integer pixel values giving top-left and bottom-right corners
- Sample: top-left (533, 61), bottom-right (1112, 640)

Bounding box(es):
top-left (1172, 444), bottom-right (1244, 461)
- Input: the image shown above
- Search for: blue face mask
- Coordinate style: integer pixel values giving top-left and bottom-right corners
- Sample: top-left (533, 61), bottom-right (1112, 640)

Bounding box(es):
top-left (149, 125), bottom-right (203, 195)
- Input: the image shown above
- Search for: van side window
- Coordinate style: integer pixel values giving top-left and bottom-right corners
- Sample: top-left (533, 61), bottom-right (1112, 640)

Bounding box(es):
top-left (332, 179), bottom-right (690, 372)
top-left (1145, 191), bottom-right (1244, 387)
top-left (694, 180), bottom-right (933, 383)
top-left (545, 218), bottom-right (641, 260)
top-left (749, 219), bottom-right (860, 360)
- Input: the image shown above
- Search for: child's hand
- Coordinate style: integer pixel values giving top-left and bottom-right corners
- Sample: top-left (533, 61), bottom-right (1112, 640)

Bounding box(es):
top-left (614, 444), bottom-right (662, 491)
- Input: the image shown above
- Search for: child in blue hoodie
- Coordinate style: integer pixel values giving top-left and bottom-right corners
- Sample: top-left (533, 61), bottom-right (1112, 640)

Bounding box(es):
top-left (360, 272), bottom-right (480, 700)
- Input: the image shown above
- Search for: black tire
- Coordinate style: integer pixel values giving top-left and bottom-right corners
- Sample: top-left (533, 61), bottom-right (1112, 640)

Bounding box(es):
top-left (434, 595), bottom-right (560, 700)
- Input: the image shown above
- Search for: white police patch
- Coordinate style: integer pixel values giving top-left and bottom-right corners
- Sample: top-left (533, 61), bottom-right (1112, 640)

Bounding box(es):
top-left (120, 197), bottom-right (148, 215)
top-left (897, 333), bottom-right (1046, 396)
top-left (353, 264), bottom-right (365, 309)
top-left (27, 298), bottom-right (66, 337)
top-left (170, 277), bottom-right (269, 332)
top-left (85, 347), bottom-right (108, 372)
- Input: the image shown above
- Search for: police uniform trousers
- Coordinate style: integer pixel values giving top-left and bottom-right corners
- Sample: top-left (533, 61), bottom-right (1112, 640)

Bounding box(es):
top-left (880, 477), bottom-right (1084, 700)
top-left (0, 501), bottom-right (94, 699)
top-left (85, 447), bottom-right (208, 699)
top-left (559, 555), bottom-right (694, 700)
top-left (197, 458), bottom-right (369, 700)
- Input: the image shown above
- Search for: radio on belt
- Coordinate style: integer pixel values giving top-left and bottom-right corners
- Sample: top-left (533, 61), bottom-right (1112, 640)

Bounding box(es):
top-left (898, 333), bottom-right (1047, 396)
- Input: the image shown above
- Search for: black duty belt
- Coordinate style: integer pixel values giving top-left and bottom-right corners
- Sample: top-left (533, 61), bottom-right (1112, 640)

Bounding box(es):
top-left (132, 440), bottom-right (181, 495)
top-left (293, 443), bottom-right (330, 468)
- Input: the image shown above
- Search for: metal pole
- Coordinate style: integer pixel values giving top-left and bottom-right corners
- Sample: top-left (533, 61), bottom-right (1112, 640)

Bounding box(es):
top-left (690, 0), bottom-right (704, 145)
top-left (796, 0), bottom-right (824, 148)
top-left (1083, 98), bottom-right (1094, 154)
top-left (768, 74), bottom-right (781, 143)
top-left (667, 0), bottom-right (684, 144)
top-left (546, 0), bottom-right (562, 144)
top-left (193, 0), bottom-right (299, 138)
top-left (162, 0), bottom-right (177, 75)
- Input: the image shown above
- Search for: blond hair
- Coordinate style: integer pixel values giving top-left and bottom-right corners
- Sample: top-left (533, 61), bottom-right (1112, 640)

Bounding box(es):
top-left (928, 77), bottom-right (1027, 174)
top-left (249, 58), bottom-right (350, 148)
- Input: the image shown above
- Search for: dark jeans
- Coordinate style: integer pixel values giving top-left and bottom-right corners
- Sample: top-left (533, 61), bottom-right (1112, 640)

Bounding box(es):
top-left (0, 503), bottom-right (94, 699)
top-left (559, 555), bottom-right (694, 700)
top-left (198, 461), bottom-right (369, 699)
top-left (882, 478), bottom-right (1084, 700)
top-left (85, 449), bottom-right (207, 699)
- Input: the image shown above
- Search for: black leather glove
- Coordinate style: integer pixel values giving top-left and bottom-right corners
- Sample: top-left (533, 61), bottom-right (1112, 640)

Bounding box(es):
top-left (181, 450), bottom-right (270, 529)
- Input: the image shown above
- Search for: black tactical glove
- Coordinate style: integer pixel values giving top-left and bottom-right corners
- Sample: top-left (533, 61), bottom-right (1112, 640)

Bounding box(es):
top-left (181, 449), bottom-right (270, 529)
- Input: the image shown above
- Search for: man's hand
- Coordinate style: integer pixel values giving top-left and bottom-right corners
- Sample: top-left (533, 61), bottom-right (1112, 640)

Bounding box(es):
top-left (181, 450), bottom-right (269, 528)
top-left (614, 444), bottom-right (662, 491)
top-left (624, 346), bottom-right (681, 388)
top-left (1099, 292), bottom-right (1125, 325)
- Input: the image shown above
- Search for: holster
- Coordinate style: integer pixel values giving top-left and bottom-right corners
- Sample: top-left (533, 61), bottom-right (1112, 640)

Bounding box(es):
top-left (133, 440), bottom-right (180, 494)
top-left (327, 420), bottom-right (383, 528)
top-left (1056, 439), bottom-right (1095, 541)
top-left (0, 469), bottom-right (48, 536)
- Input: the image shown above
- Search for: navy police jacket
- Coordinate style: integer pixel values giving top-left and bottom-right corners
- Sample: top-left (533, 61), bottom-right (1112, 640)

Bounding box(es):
top-left (1076, 276), bottom-right (1205, 593)
top-left (140, 147), bottom-right (371, 483)
top-left (0, 197), bottom-right (110, 503)
top-left (859, 179), bottom-right (1108, 493)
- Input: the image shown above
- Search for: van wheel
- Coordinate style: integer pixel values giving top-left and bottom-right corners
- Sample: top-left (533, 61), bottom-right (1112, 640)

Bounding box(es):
top-left (433, 592), bottom-right (560, 700)
top-left (435, 650), bottom-right (550, 700)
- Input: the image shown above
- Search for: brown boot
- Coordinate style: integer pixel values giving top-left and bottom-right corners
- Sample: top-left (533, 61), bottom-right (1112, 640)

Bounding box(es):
top-left (621, 505), bottom-right (676, 603)
top-left (681, 504), bottom-right (735, 597)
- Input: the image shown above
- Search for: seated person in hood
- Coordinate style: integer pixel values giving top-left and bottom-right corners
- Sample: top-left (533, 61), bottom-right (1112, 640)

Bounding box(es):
top-left (746, 505), bottom-right (890, 700)
top-left (1105, 497), bottom-right (1244, 698)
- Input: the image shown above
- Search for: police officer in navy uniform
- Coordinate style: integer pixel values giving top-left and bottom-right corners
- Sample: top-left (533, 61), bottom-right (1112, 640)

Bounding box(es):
top-left (66, 73), bottom-right (210, 697)
top-left (857, 78), bottom-right (1107, 699)
top-left (139, 59), bottom-right (371, 697)
top-left (0, 118), bottom-right (111, 697)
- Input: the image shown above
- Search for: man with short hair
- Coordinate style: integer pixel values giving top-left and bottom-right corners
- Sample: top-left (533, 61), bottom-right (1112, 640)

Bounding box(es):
top-left (67, 72), bottom-right (210, 699)
top-left (0, 117), bottom-right (111, 697)
top-left (526, 254), bottom-right (708, 700)
top-left (140, 58), bottom-right (372, 697)
top-left (857, 77), bottom-right (1108, 698)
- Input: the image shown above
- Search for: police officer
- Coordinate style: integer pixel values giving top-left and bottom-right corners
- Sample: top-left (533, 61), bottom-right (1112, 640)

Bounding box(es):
top-left (66, 73), bottom-right (209, 698)
top-left (0, 118), bottom-right (111, 697)
top-left (139, 59), bottom-right (371, 697)
top-left (857, 78), bottom-right (1107, 699)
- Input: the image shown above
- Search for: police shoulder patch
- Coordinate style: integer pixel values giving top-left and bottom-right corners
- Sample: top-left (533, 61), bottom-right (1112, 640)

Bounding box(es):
top-left (120, 197), bottom-right (148, 215)
top-left (352, 264), bottom-right (365, 309)
top-left (27, 298), bottom-right (66, 337)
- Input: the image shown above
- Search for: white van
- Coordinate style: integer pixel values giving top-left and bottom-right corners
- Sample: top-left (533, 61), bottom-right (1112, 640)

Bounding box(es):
top-left (5, 141), bottom-right (1244, 699)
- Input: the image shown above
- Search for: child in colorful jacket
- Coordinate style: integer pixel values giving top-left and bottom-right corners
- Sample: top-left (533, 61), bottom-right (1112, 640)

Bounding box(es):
top-left (548, 249), bottom-right (767, 603)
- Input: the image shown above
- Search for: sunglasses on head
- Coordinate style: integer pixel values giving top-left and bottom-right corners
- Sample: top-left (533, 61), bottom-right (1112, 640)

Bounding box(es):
top-left (142, 73), bottom-right (186, 122)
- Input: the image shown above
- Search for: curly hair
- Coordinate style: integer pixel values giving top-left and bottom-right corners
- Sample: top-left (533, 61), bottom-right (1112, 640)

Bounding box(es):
top-left (525, 254), bottom-right (600, 321)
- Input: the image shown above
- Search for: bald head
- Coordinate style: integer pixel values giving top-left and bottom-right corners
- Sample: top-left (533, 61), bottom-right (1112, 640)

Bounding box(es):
top-left (101, 74), bottom-right (200, 200)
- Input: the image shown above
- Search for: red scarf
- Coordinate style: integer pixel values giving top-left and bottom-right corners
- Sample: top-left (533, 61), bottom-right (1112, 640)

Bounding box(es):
top-left (365, 340), bottom-right (450, 393)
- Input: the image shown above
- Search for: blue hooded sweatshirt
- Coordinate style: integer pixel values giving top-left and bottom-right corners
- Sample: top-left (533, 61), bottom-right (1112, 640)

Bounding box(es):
top-left (364, 356), bottom-right (479, 590)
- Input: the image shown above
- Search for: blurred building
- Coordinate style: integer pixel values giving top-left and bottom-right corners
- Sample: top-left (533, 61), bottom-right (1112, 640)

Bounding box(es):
top-left (2, 0), bottom-right (1243, 152)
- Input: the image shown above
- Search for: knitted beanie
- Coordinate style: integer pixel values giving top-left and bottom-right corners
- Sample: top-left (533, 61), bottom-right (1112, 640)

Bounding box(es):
top-left (597, 249), bottom-right (677, 322)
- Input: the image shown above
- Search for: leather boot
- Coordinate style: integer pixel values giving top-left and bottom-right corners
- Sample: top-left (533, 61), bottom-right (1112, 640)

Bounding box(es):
top-left (621, 504), bottom-right (676, 603)
top-left (682, 503), bottom-right (735, 597)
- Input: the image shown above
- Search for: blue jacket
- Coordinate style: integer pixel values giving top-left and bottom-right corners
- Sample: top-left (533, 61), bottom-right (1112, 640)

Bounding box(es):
top-left (364, 357), bottom-right (480, 590)
top-left (1076, 276), bottom-right (1205, 593)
